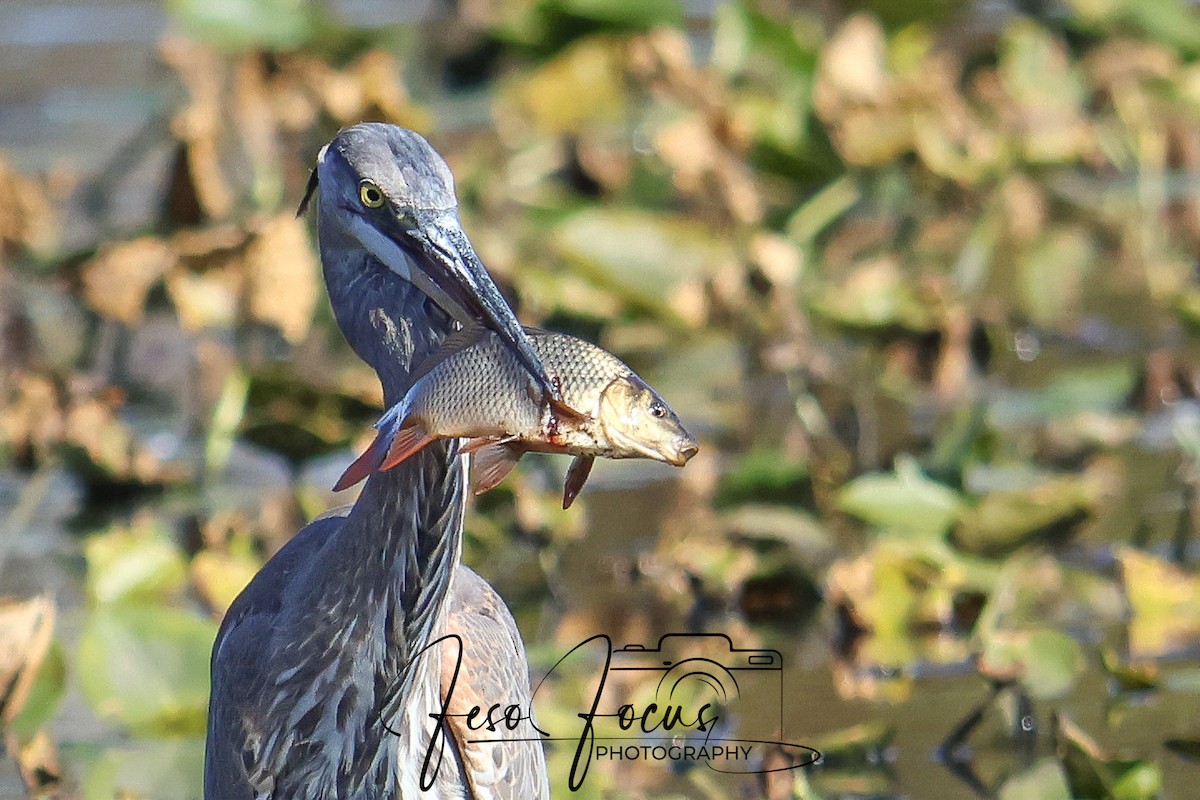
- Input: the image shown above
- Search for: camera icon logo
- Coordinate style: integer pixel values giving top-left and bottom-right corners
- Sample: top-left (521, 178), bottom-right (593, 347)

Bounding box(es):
top-left (599, 633), bottom-right (785, 748)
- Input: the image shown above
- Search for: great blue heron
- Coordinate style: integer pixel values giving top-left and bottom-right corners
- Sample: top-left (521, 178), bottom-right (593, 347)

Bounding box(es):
top-left (204, 124), bottom-right (551, 798)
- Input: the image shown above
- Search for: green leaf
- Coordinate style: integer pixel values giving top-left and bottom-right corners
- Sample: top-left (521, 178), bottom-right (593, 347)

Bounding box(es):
top-left (1066, 0), bottom-right (1200, 57)
top-left (1016, 227), bottom-right (1096, 324)
top-left (720, 504), bottom-right (832, 566)
top-left (998, 758), bottom-right (1071, 800)
top-left (205, 368), bottom-right (250, 476)
top-left (954, 476), bottom-right (1093, 557)
top-left (1111, 760), bottom-right (1162, 800)
top-left (551, 208), bottom-right (733, 321)
top-left (504, 38), bottom-right (629, 135)
top-left (836, 455), bottom-right (965, 539)
top-left (556, 0), bottom-right (682, 28)
top-left (1119, 547), bottom-right (1200, 658)
top-left (8, 640), bottom-right (67, 741)
top-left (76, 606), bottom-right (216, 735)
top-left (714, 449), bottom-right (810, 509)
top-left (809, 720), bottom-right (895, 763)
top-left (84, 522), bottom-right (189, 606)
top-left (76, 738), bottom-right (205, 800)
top-left (980, 628), bottom-right (1084, 699)
top-left (165, 0), bottom-right (318, 52)
top-left (988, 363), bottom-right (1138, 427)
top-left (812, 257), bottom-right (937, 332)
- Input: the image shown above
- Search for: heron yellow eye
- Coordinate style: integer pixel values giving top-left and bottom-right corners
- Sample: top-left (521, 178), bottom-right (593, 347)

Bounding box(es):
top-left (359, 181), bottom-right (384, 208)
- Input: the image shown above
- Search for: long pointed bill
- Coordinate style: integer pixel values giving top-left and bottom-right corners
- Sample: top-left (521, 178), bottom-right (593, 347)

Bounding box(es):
top-left (364, 208), bottom-right (557, 400)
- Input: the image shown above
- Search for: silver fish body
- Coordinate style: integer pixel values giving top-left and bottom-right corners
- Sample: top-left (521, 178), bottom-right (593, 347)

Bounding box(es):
top-left (399, 327), bottom-right (635, 450)
top-left (334, 327), bottom-right (698, 502)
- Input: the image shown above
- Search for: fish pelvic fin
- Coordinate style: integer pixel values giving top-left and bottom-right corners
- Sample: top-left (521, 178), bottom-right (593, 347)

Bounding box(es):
top-left (333, 428), bottom-right (391, 491)
top-left (562, 455), bottom-right (595, 509)
top-left (472, 443), bottom-right (524, 495)
top-left (380, 421), bottom-right (436, 470)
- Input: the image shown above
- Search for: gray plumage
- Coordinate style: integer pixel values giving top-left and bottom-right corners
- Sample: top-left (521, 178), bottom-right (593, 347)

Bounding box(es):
top-left (204, 123), bottom-right (549, 799)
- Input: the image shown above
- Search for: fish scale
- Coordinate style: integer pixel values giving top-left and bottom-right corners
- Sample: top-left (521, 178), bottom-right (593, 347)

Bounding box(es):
top-left (407, 330), bottom-right (634, 439)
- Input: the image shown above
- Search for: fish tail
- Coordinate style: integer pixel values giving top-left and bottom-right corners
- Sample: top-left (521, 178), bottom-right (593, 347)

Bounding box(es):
top-left (333, 428), bottom-right (391, 491)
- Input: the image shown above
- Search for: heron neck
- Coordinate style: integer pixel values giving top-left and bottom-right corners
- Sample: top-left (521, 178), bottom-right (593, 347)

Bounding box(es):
top-left (345, 443), bottom-right (464, 655)
top-left (318, 212), bottom-right (450, 405)
top-left (280, 449), bottom-right (465, 794)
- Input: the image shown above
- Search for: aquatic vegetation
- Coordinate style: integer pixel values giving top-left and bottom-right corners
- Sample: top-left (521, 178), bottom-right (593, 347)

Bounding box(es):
top-left (3, 0), bottom-right (1200, 796)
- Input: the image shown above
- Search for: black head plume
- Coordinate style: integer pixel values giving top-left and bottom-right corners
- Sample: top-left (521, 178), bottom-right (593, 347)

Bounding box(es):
top-left (297, 167), bottom-right (320, 217)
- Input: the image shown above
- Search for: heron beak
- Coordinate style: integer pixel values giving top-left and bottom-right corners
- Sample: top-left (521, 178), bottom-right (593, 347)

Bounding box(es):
top-left (371, 209), bottom-right (556, 400)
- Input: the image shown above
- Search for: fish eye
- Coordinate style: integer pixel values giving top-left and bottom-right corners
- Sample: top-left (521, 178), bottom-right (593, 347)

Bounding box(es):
top-left (649, 403), bottom-right (666, 419)
top-left (359, 181), bottom-right (385, 209)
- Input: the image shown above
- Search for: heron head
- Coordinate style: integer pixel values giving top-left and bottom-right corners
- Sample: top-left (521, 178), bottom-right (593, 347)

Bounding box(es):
top-left (302, 123), bottom-right (554, 398)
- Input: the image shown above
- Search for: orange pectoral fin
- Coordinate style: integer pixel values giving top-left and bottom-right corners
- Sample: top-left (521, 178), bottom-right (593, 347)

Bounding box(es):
top-left (333, 428), bottom-right (391, 492)
top-left (380, 422), bottom-right (437, 470)
top-left (562, 455), bottom-right (595, 509)
top-left (472, 444), bottom-right (523, 495)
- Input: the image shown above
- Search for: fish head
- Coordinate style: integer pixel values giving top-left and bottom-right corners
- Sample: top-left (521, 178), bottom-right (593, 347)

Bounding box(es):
top-left (597, 377), bottom-right (699, 466)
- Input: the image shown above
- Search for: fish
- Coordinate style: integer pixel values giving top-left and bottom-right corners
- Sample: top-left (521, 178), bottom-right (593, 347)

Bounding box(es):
top-left (333, 326), bottom-right (698, 507)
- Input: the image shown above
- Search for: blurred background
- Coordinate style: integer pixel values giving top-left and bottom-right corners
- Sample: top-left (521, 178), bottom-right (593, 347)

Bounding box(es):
top-left (3, 0), bottom-right (1200, 797)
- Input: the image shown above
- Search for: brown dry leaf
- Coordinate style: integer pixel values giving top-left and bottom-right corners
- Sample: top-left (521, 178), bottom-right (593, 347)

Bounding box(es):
top-left (999, 173), bottom-right (1048, 241)
top-left (81, 237), bottom-right (177, 323)
top-left (1119, 547), bottom-right (1200, 658)
top-left (168, 225), bottom-right (249, 331)
top-left (816, 14), bottom-right (888, 106)
top-left (933, 305), bottom-right (973, 402)
top-left (0, 156), bottom-right (58, 257)
top-left (654, 113), bottom-right (762, 224)
top-left (190, 550), bottom-right (261, 617)
top-left (233, 57), bottom-right (283, 210)
top-left (64, 396), bottom-right (136, 474)
top-left (0, 375), bottom-right (63, 458)
top-left (749, 232), bottom-right (802, 289)
top-left (510, 38), bottom-right (628, 135)
top-left (161, 37), bottom-right (235, 221)
top-left (628, 29), bottom-right (760, 223)
top-left (167, 264), bottom-right (242, 332)
top-left (16, 730), bottom-right (61, 792)
top-left (294, 50), bottom-right (425, 129)
top-left (266, 67), bottom-right (320, 131)
top-left (655, 115), bottom-right (721, 193)
top-left (1085, 38), bottom-right (1178, 89)
top-left (0, 595), bottom-right (55, 725)
top-left (244, 214), bottom-right (319, 343)
top-left (62, 387), bottom-right (183, 484)
top-left (353, 50), bottom-right (424, 126)
top-left (308, 60), bottom-right (367, 122)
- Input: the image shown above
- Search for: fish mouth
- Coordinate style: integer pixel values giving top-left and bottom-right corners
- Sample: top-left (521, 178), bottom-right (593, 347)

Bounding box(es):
top-left (360, 206), bottom-right (556, 400)
top-left (609, 428), bottom-right (699, 466)
top-left (667, 438), bottom-right (700, 467)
